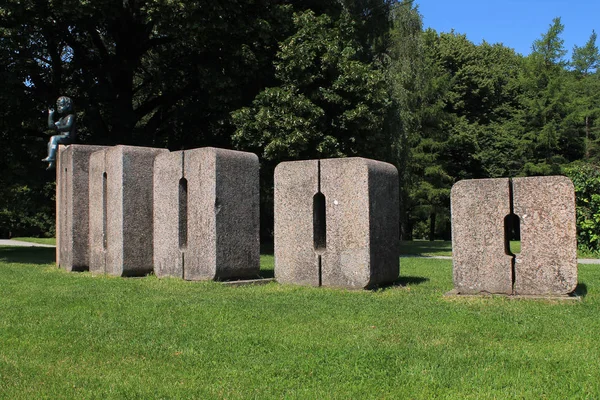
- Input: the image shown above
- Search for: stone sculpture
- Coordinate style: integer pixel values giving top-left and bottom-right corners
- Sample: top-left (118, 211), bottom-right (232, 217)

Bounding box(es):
top-left (274, 157), bottom-right (399, 289)
top-left (88, 145), bottom-right (168, 276)
top-left (451, 176), bottom-right (577, 296)
top-left (42, 96), bottom-right (76, 170)
top-left (56, 144), bottom-right (108, 271)
top-left (153, 148), bottom-right (260, 280)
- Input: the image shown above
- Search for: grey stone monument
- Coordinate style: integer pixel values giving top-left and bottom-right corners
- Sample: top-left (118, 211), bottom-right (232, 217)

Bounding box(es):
top-left (89, 145), bottom-right (168, 276)
top-left (275, 157), bottom-right (399, 289)
top-left (153, 148), bottom-right (260, 280)
top-left (512, 176), bottom-right (577, 295)
top-left (451, 176), bottom-right (577, 296)
top-left (56, 144), bottom-right (108, 271)
top-left (451, 178), bottom-right (513, 294)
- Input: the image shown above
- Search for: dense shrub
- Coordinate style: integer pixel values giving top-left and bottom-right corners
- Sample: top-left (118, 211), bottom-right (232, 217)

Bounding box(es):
top-left (564, 163), bottom-right (600, 253)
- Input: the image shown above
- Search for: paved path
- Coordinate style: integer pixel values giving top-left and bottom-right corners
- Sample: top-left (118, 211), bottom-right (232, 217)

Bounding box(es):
top-left (400, 254), bottom-right (600, 264)
top-left (0, 239), bottom-right (56, 248)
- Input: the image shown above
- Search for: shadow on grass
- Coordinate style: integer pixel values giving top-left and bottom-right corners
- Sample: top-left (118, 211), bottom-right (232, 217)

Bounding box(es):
top-left (259, 269), bottom-right (275, 279)
top-left (395, 276), bottom-right (429, 286)
top-left (0, 246), bottom-right (55, 265)
top-left (574, 283), bottom-right (588, 298)
top-left (369, 276), bottom-right (429, 291)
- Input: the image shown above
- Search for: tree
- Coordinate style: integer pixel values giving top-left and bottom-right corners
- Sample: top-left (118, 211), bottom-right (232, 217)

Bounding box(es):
top-left (515, 17), bottom-right (583, 172)
top-left (1, 0), bottom-right (293, 146)
top-left (385, 0), bottom-right (427, 239)
top-left (232, 9), bottom-right (391, 241)
top-left (402, 29), bottom-right (524, 239)
top-left (531, 17), bottom-right (567, 69)
top-left (568, 31), bottom-right (600, 159)
top-left (232, 10), bottom-right (391, 162)
top-left (572, 30), bottom-right (599, 75)
top-left (0, 0), bottom-right (294, 236)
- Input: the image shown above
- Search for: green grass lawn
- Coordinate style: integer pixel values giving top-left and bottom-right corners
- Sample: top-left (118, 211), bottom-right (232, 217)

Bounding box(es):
top-left (400, 240), bottom-right (600, 259)
top-left (1, 246), bottom-right (599, 398)
top-left (7, 237), bottom-right (598, 259)
top-left (9, 237), bottom-right (56, 245)
top-left (399, 240), bottom-right (453, 256)
top-left (398, 240), bottom-right (520, 257)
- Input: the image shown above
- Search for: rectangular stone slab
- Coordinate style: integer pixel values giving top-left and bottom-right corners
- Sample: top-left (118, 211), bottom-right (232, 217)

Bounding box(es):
top-left (274, 157), bottom-right (399, 289)
top-left (56, 144), bottom-right (108, 271)
top-left (89, 145), bottom-right (168, 276)
top-left (512, 176), bottom-right (577, 295)
top-left (451, 178), bottom-right (513, 294)
top-left (320, 158), bottom-right (399, 288)
top-left (88, 149), bottom-right (107, 274)
top-left (274, 160), bottom-right (320, 286)
top-left (153, 148), bottom-right (260, 280)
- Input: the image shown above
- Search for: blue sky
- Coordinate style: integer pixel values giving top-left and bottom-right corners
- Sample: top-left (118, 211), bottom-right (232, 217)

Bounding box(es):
top-left (416, 0), bottom-right (599, 58)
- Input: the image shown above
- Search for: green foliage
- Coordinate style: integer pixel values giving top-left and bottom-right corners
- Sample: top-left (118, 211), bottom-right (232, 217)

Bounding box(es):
top-left (399, 27), bottom-right (523, 239)
top-left (568, 34), bottom-right (600, 161)
top-left (531, 17), bottom-right (567, 69)
top-left (0, 183), bottom-right (55, 238)
top-left (1, 0), bottom-right (298, 237)
top-left (232, 10), bottom-right (391, 163)
top-left (385, 1), bottom-right (428, 239)
top-left (564, 163), bottom-right (600, 252)
top-left (571, 30), bottom-right (599, 75)
top-left (2, 3), bottom-right (600, 241)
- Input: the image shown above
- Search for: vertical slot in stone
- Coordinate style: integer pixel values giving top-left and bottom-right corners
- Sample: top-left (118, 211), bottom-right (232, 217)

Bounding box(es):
top-left (504, 178), bottom-right (520, 293)
top-left (313, 192), bottom-right (326, 287)
top-left (102, 172), bottom-right (107, 250)
top-left (313, 192), bottom-right (326, 253)
top-left (313, 160), bottom-right (326, 287)
top-left (504, 214), bottom-right (521, 255)
top-left (179, 178), bottom-right (188, 249)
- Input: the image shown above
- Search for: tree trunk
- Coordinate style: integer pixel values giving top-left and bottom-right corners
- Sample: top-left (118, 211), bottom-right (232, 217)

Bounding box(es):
top-left (429, 212), bottom-right (436, 241)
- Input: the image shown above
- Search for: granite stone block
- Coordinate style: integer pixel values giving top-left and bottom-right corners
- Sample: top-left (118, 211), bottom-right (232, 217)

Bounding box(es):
top-left (56, 144), bottom-right (108, 271)
top-left (451, 178), bottom-right (513, 294)
top-left (275, 157), bottom-right (399, 289)
top-left (512, 176), bottom-right (577, 295)
top-left (153, 148), bottom-right (260, 280)
top-left (89, 145), bottom-right (168, 276)
top-left (451, 176), bottom-right (578, 296)
top-left (274, 160), bottom-right (320, 286)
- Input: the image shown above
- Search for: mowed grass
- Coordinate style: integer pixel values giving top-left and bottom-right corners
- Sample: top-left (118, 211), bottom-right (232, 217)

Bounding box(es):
top-left (1, 247), bottom-right (600, 398)
top-left (8, 237), bottom-right (598, 259)
top-left (10, 237), bottom-right (56, 246)
top-left (400, 240), bottom-right (600, 259)
top-left (399, 240), bottom-right (453, 256)
top-left (399, 240), bottom-right (520, 257)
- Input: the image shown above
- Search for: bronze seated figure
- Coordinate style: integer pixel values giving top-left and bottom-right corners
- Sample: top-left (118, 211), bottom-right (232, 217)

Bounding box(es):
top-left (42, 96), bottom-right (76, 170)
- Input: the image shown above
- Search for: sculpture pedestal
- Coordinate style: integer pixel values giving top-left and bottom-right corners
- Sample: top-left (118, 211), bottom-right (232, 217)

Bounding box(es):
top-left (56, 144), bottom-right (108, 271)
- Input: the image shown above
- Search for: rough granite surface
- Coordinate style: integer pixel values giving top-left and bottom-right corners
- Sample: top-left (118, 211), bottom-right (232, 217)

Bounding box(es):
top-left (89, 145), bottom-right (168, 276)
top-left (451, 178), bottom-right (513, 294)
top-left (513, 176), bottom-right (577, 295)
top-left (88, 149), bottom-right (106, 274)
top-left (274, 160), bottom-right (320, 286)
top-left (275, 158), bottom-right (399, 289)
top-left (56, 145), bottom-right (107, 271)
top-left (153, 148), bottom-right (260, 280)
top-left (153, 151), bottom-right (183, 278)
top-left (451, 176), bottom-right (578, 296)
